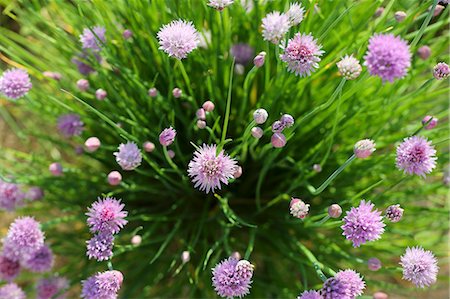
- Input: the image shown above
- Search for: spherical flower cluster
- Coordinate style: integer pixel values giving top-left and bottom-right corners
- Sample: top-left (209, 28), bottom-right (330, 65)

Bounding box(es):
top-left (77, 79), bottom-right (89, 91)
top-left (354, 139), bottom-right (376, 159)
top-left (212, 257), bottom-right (254, 298)
top-left (261, 12), bottom-right (290, 44)
top-left (79, 26), bottom-right (106, 51)
top-left (433, 62), bottom-right (449, 80)
top-left (159, 127), bottom-right (177, 146)
top-left (36, 276), bottom-right (69, 299)
top-left (271, 133), bottom-right (287, 148)
top-left (0, 283), bottom-right (26, 299)
top-left (251, 127), bottom-right (263, 139)
top-left (253, 108), bottom-right (268, 124)
top-left (364, 33), bottom-right (411, 82)
top-left (157, 20), bottom-right (200, 59)
top-left (281, 33), bottom-right (324, 77)
top-left (86, 197), bottom-right (128, 234)
top-left (321, 269), bottom-right (365, 298)
top-left (0, 180), bottom-right (25, 211)
top-left (297, 290), bottom-right (322, 299)
top-left (81, 270), bottom-right (123, 299)
top-left (114, 142), bottom-right (142, 171)
top-left (108, 171), bottom-right (122, 186)
top-left (0, 255), bottom-right (20, 281)
top-left (208, 0), bottom-right (234, 11)
top-left (337, 55), bottom-right (362, 80)
top-left (22, 244), bottom-right (53, 272)
top-left (231, 43), bottom-right (255, 65)
top-left (287, 2), bottom-right (305, 26)
top-left (3, 217), bottom-right (45, 260)
top-left (85, 137), bottom-right (101, 153)
top-left (188, 144), bottom-right (237, 193)
top-left (400, 246), bottom-right (438, 288)
top-left (289, 198), bottom-right (310, 219)
top-left (368, 257), bottom-right (382, 271)
top-left (341, 200), bottom-right (385, 247)
top-left (385, 204), bottom-right (404, 223)
top-left (86, 232), bottom-right (114, 261)
top-left (395, 136), bottom-right (436, 177)
top-left (328, 204), bottom-right (342, 218)
top-left (422, 115), bottom-right (438, 130)
top-left (57, 114), bottom-right (84, 137)
top-left (95, 89), bottom-right (107, 100)
top-left (0, 68), bottom-right (32, 100)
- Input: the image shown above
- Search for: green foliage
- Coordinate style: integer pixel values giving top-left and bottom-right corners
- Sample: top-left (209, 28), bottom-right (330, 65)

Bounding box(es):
top-left (0, 0), bottom-right (448, 297)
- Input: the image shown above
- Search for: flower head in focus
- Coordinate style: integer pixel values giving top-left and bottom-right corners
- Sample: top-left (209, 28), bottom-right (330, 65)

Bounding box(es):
top-left (157, 20), bottom-right (200, 59)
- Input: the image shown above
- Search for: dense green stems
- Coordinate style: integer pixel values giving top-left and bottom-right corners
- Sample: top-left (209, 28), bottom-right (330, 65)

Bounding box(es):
top-left (306, 154), bottom-right (357, 195)
top-left (177, 60), bottom-right (197, 106)
top-left (297, 242), bottom-right (332, 282)
top-left (219, 58), bottom-right (235, 149)
top-left (410, 0), bottom-right (438, 48)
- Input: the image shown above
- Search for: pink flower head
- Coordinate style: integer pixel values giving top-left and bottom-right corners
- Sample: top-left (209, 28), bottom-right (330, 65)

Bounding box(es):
top-left (0, 68), bottom-right (32, 99)
top-left (400, 246), bottom-right (438, 288)
top-left (22, 244), bottom-right (53, 273)
top-left (289, 198), bottom-right (309, 219)
top-left (385, 204), bottom-right (404, 223)
top-left (85, 137), bottom-right (101, 153)
top-left (364, 34), bottom-right (411, 82)
top-left (3, 216), bottom-right (45, 260)
top-left (57, 114), bottom-right (84, 137)
top-left (148, 87), bottom-right (158, 97)
top-left (188, 144), bottom-right (237, 193)
top-left (157, 20), bottom-right (199, 59)
top-left (86, 197), bottom-right (128, 234)
top-left (159, 127), bottom-right (177, 146)
top-left (297, 290), bottom-right (322, 299)
top-left (354, 139), bottom-right (376, 159)
top-left (0, 283), bottom-right (26, 299)
top-left (208, 0), bottom-right (234, 10)
top-left (261, 12), bottom-right (290, 44)
top-left (271, 133), bottom-right (286, 148)
top-left (422, 115), bottom-right (438, 130)
top-left (114, 142), bottom-right (142, 171)
top-left (395, 136), bottom-right (437, 177)
top-left (36, 276), bottom-right (69, 299)
top-left (0, 255), bottom-right (20, 281)
top-left (287, 2), bottom-right (305, 26)
top-left (86, 232), bottom-right (114, 261)
top-left (202, 100), bottom-right (215, 112)
top-left (95, 89), bottom-right (107, 100)
top-left (0, 180), bottom-right (25, 211)
top-left (81, 270), bottom-right (123, 299)
top-left (212, 257), bottom-right (254, 298)
top-left (433, 62), bottom-right (449, 80)
top-left (321, 269), bottom-right (365, 298)
top-left (281, 33), bottom-right (324, 77)
top-left (79, 26), bottom-right (106, 51)
top-left (341, 200), bottom-right (385, 247)
top-left (337, 55), bottom-right (362, 80)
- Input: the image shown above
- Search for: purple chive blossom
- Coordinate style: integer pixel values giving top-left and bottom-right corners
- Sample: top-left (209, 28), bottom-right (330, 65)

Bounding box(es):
top-left (433, 62), bottom-right (449, 80)
top-left (3, 216), bottom-right (45, 260)
top-left (422, 115), bottom-right (438, 130)
top-left (335, 269), bottom-right (365, 297)
top-left (272, 120), bottom-right (285, 133)
top-left (341, 200), bottom-right (385, 247)
top-left (57, 114), bottom-right (84, 137)
top-left (159, 127), bottom-right (177, 146)
top-left (36, 276), bottom-right (69, 299)
top-left (114, 142), bottom-right (142, 171)
top-left (0, 255), bottom-right (20, 282)
top-left (86, 197), bottom-right (128, 234)
top-left (86, 233), bottom-right (114, 261)
top-left (157, 20), bottom-right (200, 59)
top-left (188, 144), bottom-right (237, 193)
top-left (0, 180), bottom-right (25, 211)
top-left (212, 257), bottom-right (254, 298)
top-left (321, 277), bottom-right (347, 299)
top-left (72, 52), bottom-right (97, 75)
top-left (261, 12), bottom-right (290, 44)
top-left (22, 244), bottom-right (53, 273)
top-left (337, 55), bottom-right (362, 80)
top-left (253, 51), bottom-right (266, 68)
top-left (289, 198), bottom-right (309, 219)
top-left (80, 26), bottom-right (106, 51)
top-left (81, 270), bottom-right (123, 299)
top-left (287, 2), bottom-right (305, 26)
top-left (297, 290), bottom-right (322, 299)
top-left (364, 34), bottom-right (411, 82)
top-left (368, 257), bottom-right (382, 271)
top-left (281, 33), bottom-right (324, 77)
top-left (354, 139), bottom-right (376, 159)
top-left (231, 43), bottom-right (255, 65)
top-left (395, 136), bottom-right (437, 177)
top-left (280, 114), bottom-right (295, 128)
top-left (385, 204), bottom-right (404, 223)
top-left (208, 0), bottom-right (234, 11)
top-left (0, 283), bottom-right (26, 299)
top-left (400, 246), bottom-right (438, 288)
top-left (0, 68), bottom-right (32, 100)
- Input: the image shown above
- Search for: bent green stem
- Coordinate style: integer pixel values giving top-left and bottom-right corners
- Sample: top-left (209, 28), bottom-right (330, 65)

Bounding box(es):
top-left (219, 58), bottom-right (235, 150)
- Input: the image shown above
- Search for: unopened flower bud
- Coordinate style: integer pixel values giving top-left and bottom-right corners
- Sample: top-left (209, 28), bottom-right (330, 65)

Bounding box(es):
top-left (433, 62), bottom-right (449, 80)
top-left (432, 5), bottom-right (444, 17)
top-left (143, 141), bottom-right (155, 153)
top-left (233, 166), bottom-right (242, 179)
top-left (271, 133), bottom-right (286, 148)
top-left (234, 64), bottom-right (245, 75)
top-left (181, 251), bottom-right (190, 263)
top-left (197, 120), bottom-right (207, 129)
top-left (43, 71), bottom-right (62, 81)
top-left (85, 137), bottom-right (101, 152)
top-left (172, 87), bottom-right (182, 98)
top-left (123, 29), bottom-right (133, 40)
top-left (253, 108), bottom-right (268, 124)
top-left (131, 235), bottom-right (142, 246)
top-left (49, 162), bottom-right (63, 176)
top-left (108, 171), bottom-right (122, 186)
top-left (385, 204), bottom-right (404, 223)
top-left (374, 7), bottom-right (384, 18)
top-left (253, 51), bottom-right (266, 68)
top-left (251, 127), bottom-right (263, 139)
top-left (313, 164), bottom-right (322, 173)
top-left (394, 11), bottom-right (406, 22)
top-left (354, 139), bottom-right (376, 159)
top-left (231, 251), bottom-right (241, 260)
top-left (77, 79), bottom-right (89, 91)
top-left (280, 114), bottom-right (294, 128)
top-left (373, 291), bottom-right (388, 299)
top-left (148, 88), bottom-right (158, 97)
top-left (422, 115), bottom-right (438, 130)
top-left (328, 204), bottom-right (342, 218)
top-left (167, 149), bottom-right (175, 159)
top-left (196, 108), bottom-right (206, 120)
top-left (290, 197), bottom-right (310, 219)
top-left (271, 121), bottom-right (285, 133)
top-left (417, 46), bottom-right (431, 60)
top-left (202, 100), bottom-right (215, 112)
top-left (368, 257), bottom-right (382, 271)
top-left (95, 89), bottom-right (107, 100)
